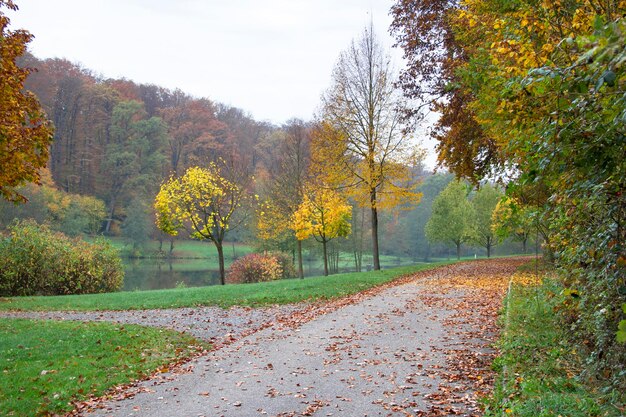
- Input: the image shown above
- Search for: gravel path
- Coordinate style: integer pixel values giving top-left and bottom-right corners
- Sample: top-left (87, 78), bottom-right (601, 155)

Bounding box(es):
top-left (0, 305), bottom-right (304, 347)
top-left (1, 258), bottom-right (526, 416)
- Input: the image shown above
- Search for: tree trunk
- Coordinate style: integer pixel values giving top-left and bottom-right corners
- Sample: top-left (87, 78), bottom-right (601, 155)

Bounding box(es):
top-left (487, 244), bottom-right (491, 258)
top-left (297, 240), bottom-right (304, 279)
top-left (215, 241), bottom-right (226, 285)
top-left (105, 195), bottom-right (117, 234)
top-left (322, 240), bottom-right (329, 276)
top-left (456, 242), bottom-right (461, 260)
top-left (169, 238), bottom-right (175, 257)
top-left (522, 237), bottom-right (527, 253)
top-left (371, 203), bottom-right (380, 270)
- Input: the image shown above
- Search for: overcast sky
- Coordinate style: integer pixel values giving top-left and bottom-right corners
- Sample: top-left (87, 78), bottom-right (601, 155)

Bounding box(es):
top-left (7, 0), bottom-right (438, 167)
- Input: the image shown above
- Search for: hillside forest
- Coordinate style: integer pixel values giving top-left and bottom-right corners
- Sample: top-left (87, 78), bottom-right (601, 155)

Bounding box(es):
top-left (0, 50), bottom-right (528, 276)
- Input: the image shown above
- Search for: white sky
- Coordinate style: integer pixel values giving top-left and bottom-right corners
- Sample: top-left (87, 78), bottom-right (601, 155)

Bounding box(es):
top-left (7, 0), bottom-right (438, 168)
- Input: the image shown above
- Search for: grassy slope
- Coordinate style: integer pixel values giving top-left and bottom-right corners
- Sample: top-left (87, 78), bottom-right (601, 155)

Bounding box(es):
top-left (485, 276), bottom-right (623, 416)
top-left (0, 318), bottom-right (207, 417)
top-left (0, 261), bottom-right (455, 312)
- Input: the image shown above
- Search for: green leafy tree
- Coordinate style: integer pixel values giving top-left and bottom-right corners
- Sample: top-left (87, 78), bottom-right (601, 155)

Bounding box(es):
top-left (471, 183), bottom-right (502, 257)
top-left (103, 100), bottom-right (167, 233)
top-left (425, 180), bottom-right (475, 260)
top-left (154, 164), bottom-right (251, 284)
top-left (60, 194), bottom-right (106, 236)
top-left (0, 0), bottom-right (54, 202)
top-left (121, 198), bottom-right (152, 256)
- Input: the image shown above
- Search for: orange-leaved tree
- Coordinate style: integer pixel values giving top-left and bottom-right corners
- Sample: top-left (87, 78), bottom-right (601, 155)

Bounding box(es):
top-left (0, 0), bottom-right (54, 202)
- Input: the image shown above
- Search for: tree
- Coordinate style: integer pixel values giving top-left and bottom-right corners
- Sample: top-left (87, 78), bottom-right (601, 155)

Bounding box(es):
top-left (102, 100), bottom-right (167, 232)
top-left (292, 185), bottom-right (352, 276)
top-left (425, 180), bottom-right (475, 260)
top-left (256, 120), bottom-right (311, 278)
top-left (160, 97), bottom-right (224, 174)
top-left (320, 24), bottom-right (422, 271)
top-left (414, 0), bottom-right (626, 382)
top-left (0, 0), bottom-right (54, 202)
top-left (470, 183), bottom-right (502, 257)
top-left (492, 196), bottom-right (532, 253)
top-left (154, 164), bottom-right (250, 284)
top-left (389, 0), bottom-right (502, 183)
top-left (397, 173), bottom-right (454, 261)
top-left (121, 197), bottom-right (152, 255)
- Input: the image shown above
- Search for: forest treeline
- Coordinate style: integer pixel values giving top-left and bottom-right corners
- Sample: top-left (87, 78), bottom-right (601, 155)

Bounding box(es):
top-left (1, 51), bottom-right (527, 268)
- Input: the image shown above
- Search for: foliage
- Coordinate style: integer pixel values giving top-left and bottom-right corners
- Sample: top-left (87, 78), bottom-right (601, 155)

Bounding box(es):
top-left (394, 0), bottom-right (626, 384)
top-left (292, 185), bottom-right (352, 275)
top-left (470, 183), bottom-right (502, 257)
top-left (486, 275), bottom-right (623, 416)
top-left (226, 253), bottom-right (283, 284)
top-left (255, 120), bottom-right (311, 278)
top-left (0, 220), bottom-right (123, 296)
top-left (492, 196), bottom-right (533, 252)
top-left (103, 100), bottom-right (167, 232)
top-left (121, 197), bottom-right (152, 256)
top-left (0, 318), bottom-right (206, 417)
top-left (268, 251), bottom-right (297, 279)
top-left (425, 180), bottom-right (475, 259)
top-left (292, 186), bottom-right (352, 243)
top-left (0, 0), bottom-right (54, 202)
top-left (390, 0), bottom-right (501, 182)
top-left (393, 173), bottom-right (454, 261)
top-left (0, 175), bottom-right (107, 236)
top-left (318, 24), bottom-right (423, 270)
top-left (155, 164), bottom-right (251, 284)
top-left (0, 261), bottom-right (457, 311)
top-left (447, 0), bottom-right (626, 384)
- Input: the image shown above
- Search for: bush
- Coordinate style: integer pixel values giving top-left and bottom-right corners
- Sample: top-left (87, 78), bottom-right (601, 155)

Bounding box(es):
top-left (226, 253), bottom-right (282, 284)
top-left (0, 221), bottom-right (124, 296)
top-left (269, 251), bottom-right (297, 278)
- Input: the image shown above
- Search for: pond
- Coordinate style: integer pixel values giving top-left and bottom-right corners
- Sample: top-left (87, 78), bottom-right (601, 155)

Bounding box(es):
top-left (122, 258), bottom-right (222, 290)
top-left (121, 255), bottom-right (416, 290)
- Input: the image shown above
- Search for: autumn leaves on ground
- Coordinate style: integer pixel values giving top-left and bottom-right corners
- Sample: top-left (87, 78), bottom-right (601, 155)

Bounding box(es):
top-left (2, 258), bottom-right (529, 417)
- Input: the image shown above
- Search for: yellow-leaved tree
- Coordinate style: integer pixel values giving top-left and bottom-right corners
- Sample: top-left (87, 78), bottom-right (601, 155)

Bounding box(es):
top-left (318, 25), bottom-right (423, 270)
top-left (154, 164), bottom-right (250, 285)
top-left (292, 185), bottom-right (352, 276)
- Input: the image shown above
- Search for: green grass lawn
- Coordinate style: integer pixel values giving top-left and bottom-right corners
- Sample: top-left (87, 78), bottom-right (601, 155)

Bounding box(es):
top-left (93, 237), bottom-right (254, 260)
top-left (0, 318), bottom-right (207, 417)
top-left (0, 261), bottom-right (455, 312)
top-left (485, 276), bottom-right (623, 416)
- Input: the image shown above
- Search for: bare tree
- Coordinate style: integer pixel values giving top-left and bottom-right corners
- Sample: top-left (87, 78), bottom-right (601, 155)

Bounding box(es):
top-left (320, 24), bottom-right (421, 270)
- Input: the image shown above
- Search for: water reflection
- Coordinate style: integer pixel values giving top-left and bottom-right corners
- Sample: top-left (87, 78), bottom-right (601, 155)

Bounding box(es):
top-left (122, 258), bottom-right (221, 290)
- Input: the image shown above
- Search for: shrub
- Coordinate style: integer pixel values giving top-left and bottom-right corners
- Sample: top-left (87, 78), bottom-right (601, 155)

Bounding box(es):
top-left (269, 251), bottom-right (297, 278)
top-left (226, 253), bottom-right (282, 284)
top-left (0, 220), bottom-right (124, 296)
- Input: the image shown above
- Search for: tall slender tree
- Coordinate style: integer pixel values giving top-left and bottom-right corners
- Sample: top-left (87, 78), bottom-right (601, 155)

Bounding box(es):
top-left (320, 24), bottom-right (421, 270)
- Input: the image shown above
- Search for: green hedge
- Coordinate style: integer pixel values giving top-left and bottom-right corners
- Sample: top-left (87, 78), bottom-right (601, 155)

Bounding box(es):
top-left (0, 220), bottom-right (123, 296)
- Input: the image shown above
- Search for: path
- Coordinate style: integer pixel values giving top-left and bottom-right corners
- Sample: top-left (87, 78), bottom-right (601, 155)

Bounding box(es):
top-left (5, 258), bottom-right (527, 416)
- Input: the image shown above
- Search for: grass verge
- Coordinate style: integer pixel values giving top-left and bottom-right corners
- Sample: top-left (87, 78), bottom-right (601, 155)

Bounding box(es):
top-left (0, 318), bottom-right (207, 417)
top-left (0, 261), bottom-right (455, 312)
top-left (484, 275), bottom-right (623, 416)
